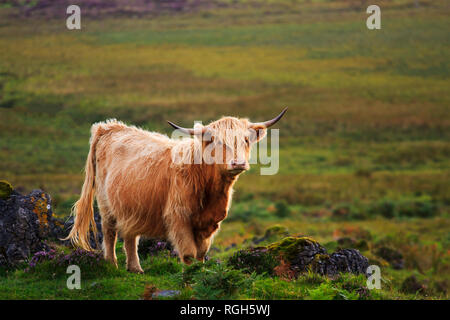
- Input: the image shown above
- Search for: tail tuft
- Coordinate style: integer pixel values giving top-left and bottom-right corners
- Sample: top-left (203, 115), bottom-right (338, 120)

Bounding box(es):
top-left (63, 124), bottom-right (102, 251)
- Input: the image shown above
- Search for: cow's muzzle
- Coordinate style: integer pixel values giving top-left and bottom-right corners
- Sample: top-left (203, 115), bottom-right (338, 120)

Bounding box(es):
top-left (228, 160), bottom-right (249, 175)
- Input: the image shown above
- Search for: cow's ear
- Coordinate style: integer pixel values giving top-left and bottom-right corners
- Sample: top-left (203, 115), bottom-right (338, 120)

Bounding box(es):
top-left (249, 126), bottom-right (267, 143)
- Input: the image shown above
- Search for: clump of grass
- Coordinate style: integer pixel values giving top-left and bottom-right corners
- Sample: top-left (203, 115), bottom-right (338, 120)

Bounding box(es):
top-left (145, 252), bottom-right (182, 276)
top-left (274, 200), bottom-right (291, 218)
top-left (396, 199), bottom-right (438, 218)
top-left (303, 273), bottom-right (382, 300)
top-left (330, 197), bottom-right (441, 221)
top-left (191, 263), bottom-right (252, 299)
top-left (228, 200), bottom-right (273, 222)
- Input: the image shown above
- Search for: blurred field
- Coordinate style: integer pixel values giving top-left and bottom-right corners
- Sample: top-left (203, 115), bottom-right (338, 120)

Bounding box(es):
top-left (0, 0), bottom-right (449, 299)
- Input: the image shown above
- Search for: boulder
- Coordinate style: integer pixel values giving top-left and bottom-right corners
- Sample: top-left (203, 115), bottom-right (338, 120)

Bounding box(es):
top-left (152, 290), bottom-right (181, 299)
top-left (0, 187), bottom-right (59, 266)
top-left (0, 185), bottom-right (102, 266)
top-left (229, 236), bottom-right (369, 278)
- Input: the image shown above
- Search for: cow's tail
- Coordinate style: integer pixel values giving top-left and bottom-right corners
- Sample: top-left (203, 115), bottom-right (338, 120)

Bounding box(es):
top-left (64, 124), bottom-right (103, 251)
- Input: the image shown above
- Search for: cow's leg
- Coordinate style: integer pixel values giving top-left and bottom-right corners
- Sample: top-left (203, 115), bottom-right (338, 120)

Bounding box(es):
top-left (166, 217), bottom-right (197, 265)
top-left (97, 200), bottom-right (118, 267)
top-left (102, 222), bottom-right (118, 267)
top-left (124, 236), bottom-right (144, 274)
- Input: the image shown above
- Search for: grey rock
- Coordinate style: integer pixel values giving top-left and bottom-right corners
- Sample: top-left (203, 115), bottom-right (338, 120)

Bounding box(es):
top-left (0, 189), bottom-right (52, 266)
top-left (312, 248), bottom-right (369, 276)
top-left (0, 188), bottom-right (103, 267)
top-left (152, 290), bottom-right (181, 299)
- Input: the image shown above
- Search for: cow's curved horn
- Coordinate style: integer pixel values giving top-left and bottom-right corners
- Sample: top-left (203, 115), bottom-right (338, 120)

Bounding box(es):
top-left (167, 121), bottom-right (205, 135)
top-left (250, 107), bottom-right (288, 129)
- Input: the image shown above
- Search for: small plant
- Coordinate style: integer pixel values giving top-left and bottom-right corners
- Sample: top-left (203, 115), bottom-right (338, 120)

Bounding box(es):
top-left (397, 199), bottom-right (438, 218)
top-left (192, 264), bottom-right (251, 299)
top-left (274, 200), bottom-right (291, 218)
top-left (228, 200), bottom-right (273, 222)
top-left (138, 238), bottom-right (176, 258)
top-left (146, 252), bottom-right (182, 276)
top-left (180, 259), bottom-right (222, 287)
top-left (332, 203), bottom-right (366, 220)
top-left (306, 281), bottom-right (361, 300)
top-left (297, 270), bottom-right (327, 286)
top-left (370, 200), bottom-right (396, 219)
top-left (27, 248), bottom-right (103, 271)
top-left (24, 247), bottom-right (110, 279)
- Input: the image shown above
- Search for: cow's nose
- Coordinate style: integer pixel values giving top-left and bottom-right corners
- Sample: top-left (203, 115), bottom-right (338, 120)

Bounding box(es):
top-left (230, 160), bottom-right (247, 170)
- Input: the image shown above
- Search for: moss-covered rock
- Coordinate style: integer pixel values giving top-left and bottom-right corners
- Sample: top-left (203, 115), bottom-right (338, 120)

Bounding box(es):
top-left (268, 236), bottom-right (325, 265)
top-left (227, 247), bottom-right (279, 275)
top-left (232, 236), bottom-right (369, 278)
top-left (0, 180), bottom-right (13, 200)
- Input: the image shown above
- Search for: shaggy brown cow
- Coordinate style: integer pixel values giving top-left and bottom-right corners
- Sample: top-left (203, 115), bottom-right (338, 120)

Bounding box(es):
top-left (66, 109), bottom-right (287, 273)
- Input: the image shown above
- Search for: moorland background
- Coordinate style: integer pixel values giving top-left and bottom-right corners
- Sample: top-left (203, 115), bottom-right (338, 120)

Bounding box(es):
top-left (0, 0), bottom-right (449, 299)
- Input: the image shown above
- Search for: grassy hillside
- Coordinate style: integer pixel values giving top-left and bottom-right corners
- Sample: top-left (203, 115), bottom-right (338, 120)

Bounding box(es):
top-left (0, 0), bottom-right (449, 299)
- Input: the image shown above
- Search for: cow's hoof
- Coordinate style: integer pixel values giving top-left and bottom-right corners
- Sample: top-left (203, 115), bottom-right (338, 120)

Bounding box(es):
top-left (105, 258), bottom-right (118, 268)
top-left (127, 266), bottom-right (144, 274)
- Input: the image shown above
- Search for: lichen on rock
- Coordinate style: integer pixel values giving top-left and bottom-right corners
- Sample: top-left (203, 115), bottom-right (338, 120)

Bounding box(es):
top-left (267, 236), bottom-right (325, 264)
top-left (0, 188), bottom-right (102, 266)
top-left (0, 189), bottom-right (54, 266)
top-left (0, 180), bottom-right (13, 200)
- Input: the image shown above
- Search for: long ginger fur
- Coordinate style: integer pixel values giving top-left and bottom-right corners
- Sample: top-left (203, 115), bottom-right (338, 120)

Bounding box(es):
top-left (66, 117), bottom-right (266, 270)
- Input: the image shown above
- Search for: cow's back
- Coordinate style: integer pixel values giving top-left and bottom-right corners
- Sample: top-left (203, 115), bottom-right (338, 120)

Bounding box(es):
top-left (93, 120), bottom-right (173, 237)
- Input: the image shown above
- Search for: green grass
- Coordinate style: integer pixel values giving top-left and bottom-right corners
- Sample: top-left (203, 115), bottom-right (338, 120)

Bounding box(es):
top-left (0, 0), bottom-right (449, 299)
top-left (1, 216), bottom-right (448, 299)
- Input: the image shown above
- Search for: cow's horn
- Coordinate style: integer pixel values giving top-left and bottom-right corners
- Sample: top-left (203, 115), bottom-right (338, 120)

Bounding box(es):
top-left (251, 107), bottom-right (288, 129)
top-left (167, 121), bottom-right (205, 135)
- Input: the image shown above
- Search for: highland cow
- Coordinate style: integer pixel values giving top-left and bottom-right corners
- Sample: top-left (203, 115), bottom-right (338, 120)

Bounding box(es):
top-left (66, 109), bottom-right (287, 273)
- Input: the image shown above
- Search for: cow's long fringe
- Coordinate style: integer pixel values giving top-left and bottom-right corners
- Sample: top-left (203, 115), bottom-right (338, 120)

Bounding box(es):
top-left (63, 124), bottom-right (103, 251)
